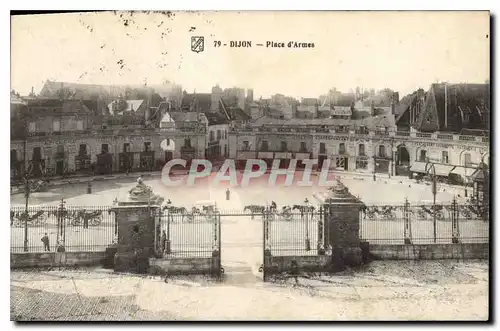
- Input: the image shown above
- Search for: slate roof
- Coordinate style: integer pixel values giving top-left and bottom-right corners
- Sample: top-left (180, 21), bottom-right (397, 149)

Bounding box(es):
top-left (169, 112), bottom-right (201, 122)
top-left (107, 100), bottom-right (144, 113)
top-left (418, 83), bottom-right (490, 132)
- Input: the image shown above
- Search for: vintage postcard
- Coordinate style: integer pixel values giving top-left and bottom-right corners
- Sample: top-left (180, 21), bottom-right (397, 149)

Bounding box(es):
top-left (10, 11), bottom-right (490, 321)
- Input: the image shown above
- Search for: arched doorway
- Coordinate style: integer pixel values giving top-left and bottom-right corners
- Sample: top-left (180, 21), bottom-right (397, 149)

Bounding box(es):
top-left (395, 144), bottom-right (410, 176)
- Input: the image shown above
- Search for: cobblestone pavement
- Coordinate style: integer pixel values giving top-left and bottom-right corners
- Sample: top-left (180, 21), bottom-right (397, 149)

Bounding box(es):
top-left (11, 260), bottom-right (489, 321)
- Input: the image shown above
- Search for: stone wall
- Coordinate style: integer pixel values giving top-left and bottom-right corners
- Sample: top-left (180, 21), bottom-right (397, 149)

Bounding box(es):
top-left (369, 243), bottom-right (489, 260)
top-left (264, 255), bottom-right (331, 275)
top-left (149, 257), bottom-right (221, 276)
top-left (11, 251), bottom-right (106, 269)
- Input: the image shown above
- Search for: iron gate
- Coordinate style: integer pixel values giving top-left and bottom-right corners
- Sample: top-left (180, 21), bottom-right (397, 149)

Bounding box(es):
top-left (157, 205), bottom-right (222, 277)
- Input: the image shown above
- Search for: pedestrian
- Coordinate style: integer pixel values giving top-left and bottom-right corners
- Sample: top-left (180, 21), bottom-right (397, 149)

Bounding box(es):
top-left (56, 241), bottom-right (66, 269)
top-left (83, 214), bottom-right (89, 229)
top-left (226, 187), bottom-right (230, 201)
top-left (161, 230), bottom-right (167, 253)
top-left (290, 260), bottom-right (300, 285)
top-left (41, 233), bottom-right (50, 251)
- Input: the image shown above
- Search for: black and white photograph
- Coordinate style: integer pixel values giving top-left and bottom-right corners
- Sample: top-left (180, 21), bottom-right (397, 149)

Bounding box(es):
top-left (9, 10), bottom-right (491, 321)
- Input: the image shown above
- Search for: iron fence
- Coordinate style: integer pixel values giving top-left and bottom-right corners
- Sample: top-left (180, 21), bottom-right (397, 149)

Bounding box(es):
top-left (264, 208), bottom-right (323, 256)
top-left (10, 204), bottom-right (116, 253)
top-left (158, 206), bottom-right (220, 258)
top-left (10, 199), bottom-right (490, 255)
top-left (360, 201), bottom-right (489, 244)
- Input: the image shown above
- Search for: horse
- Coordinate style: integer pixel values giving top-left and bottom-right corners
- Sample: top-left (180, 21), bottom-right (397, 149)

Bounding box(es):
top-left (11, 210), bottom-right (46, 227)
top-left (292, 205), bottom-right (315, 218)
top-left (244, 205), bottom-right (265, 220)
top-left (163, 205), bottom-right (187, 223)
top-left (71, 210), bottom-right (103, 227)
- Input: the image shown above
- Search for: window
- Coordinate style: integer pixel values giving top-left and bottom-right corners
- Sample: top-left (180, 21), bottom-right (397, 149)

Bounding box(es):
top-left (210, 131), bottom-right (215, 142)
top-left (300, 142), bottom-right (307, 152)
top-left (123, 143), bottom-right (130, 153)
top-left (378, 145), bottom-right (386, 158)
top-left (76, 120), bottom-right (84, 130)
top-left (184, 138), bottom-right (192, 148)
top-left (464, 153), bottom-right (472, 167)
top-left (359, 144), bottom-right (365, 156)
top-left (224, 145), bottom-right (228, 156)
top-left (261, 141), bottom-right (269, 152)
top-left (356, 158), bottom-right (368, 169)
top-left (11, 149), bottom-right (17, 162)
top-left (144, 142), bottom-right (151, 152)
top-left (57, 145), bottom-right (64, 154)
top-left (242, 141), bottom-right (250, 151)
top-left (281, 141), bottom-right (287, 152)
top-left (28, 122), bottom-right (36, 132)
top-left (53, 120), bottom-right (61, 132)
top-left (339, 143), bottom-right (346, 155)
top-left (419, 150), bottom-right (427, 162)
top-left (319, 143), bottom-right (326, 154)
top-left (79, 144), bottom-right (87, 156)
top-left (442, 151), bottom-right (449, 164)
top-left (101, 144), bottom-right (109, 154)
top-left (217, 130), bottom-right (221, 140)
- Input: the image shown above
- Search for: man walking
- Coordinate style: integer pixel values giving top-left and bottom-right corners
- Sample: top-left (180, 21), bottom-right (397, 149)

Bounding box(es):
top-left (41, 233), bottom-right (50, 251)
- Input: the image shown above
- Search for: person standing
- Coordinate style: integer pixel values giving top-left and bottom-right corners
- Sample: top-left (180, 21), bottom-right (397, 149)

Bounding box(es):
top-left (226, 188), bottom-right (231, 201)
top-left (56, 242), bottom-right (66, 269)
top-left (161, 230), bottom-right (167, 253)
top-left (41, 233), bottom-right (50, 251)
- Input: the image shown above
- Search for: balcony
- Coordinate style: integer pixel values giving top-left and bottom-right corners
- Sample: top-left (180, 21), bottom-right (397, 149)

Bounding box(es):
top-left (437, 134), bottom-right (454, 140)
top-left (459, 135), bottom-right (476, 141)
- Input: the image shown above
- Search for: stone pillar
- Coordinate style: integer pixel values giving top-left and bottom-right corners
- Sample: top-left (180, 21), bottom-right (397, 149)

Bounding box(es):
top-left (110, 179), bottom-right (164, 273)
top-left (320, 180), bottom-right (364, 268)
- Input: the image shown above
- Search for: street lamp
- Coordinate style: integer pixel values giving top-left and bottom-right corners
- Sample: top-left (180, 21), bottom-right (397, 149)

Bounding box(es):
top-left (372, 156), bottom-right (377, 181)
top-left (425, 161), bottom-right (437, 243)
top-left (459, 150), bottom-right (469, 197)
top-left (304, 198), bottom-right (311, 251)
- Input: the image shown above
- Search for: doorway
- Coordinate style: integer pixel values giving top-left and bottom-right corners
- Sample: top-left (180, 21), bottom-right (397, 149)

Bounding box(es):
top-left (55, 160), bottom-right (64, 176)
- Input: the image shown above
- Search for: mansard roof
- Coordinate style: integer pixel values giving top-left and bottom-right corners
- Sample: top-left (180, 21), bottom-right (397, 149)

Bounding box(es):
top-left (417, 83), bottom-right (490, 132)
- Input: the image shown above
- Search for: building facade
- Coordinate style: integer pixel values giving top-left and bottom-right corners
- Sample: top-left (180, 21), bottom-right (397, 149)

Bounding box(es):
top-left (10, 83), bottom-right (490, 183)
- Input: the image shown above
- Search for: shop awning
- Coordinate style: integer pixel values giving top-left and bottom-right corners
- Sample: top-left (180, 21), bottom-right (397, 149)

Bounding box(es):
top-left (409, 162), bottom-right (453, 176)
top-left (432, 164), bottom-right (455, 176)
top-left (450, 166), bottom-right (474, 179)
top-left (409, 162), bottom-right (427, 174)
top-left (469, 168), bottom-right (488, 182)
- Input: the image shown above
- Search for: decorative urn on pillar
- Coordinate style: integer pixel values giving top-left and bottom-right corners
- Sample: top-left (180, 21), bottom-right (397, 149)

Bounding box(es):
top-left (109, 177), bottom-right (164, 273)
top-left (316, 180), bottom-right (365, 268)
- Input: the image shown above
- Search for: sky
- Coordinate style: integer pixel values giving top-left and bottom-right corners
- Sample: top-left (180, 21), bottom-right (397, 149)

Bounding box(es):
top-left (11, 11), bottom-right (490, 98)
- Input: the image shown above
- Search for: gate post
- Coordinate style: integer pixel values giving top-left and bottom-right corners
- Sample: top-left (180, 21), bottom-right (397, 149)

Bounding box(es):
top-left (403, 198), bottom-right (413, 245)
top-left (317, 206), bottom-right (325, 255)
top-left (56, 199), bottom-right (66, 249)
top-left (263, 207), bottom-right (272, 282)
top-left (451, 197), bottom-right (460, 244)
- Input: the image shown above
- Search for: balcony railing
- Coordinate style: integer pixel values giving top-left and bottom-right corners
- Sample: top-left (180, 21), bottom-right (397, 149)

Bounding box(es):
top-left (437, 134), bottom-right (454, 140)
top-left (16, 126), bottom-right (490, 146)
